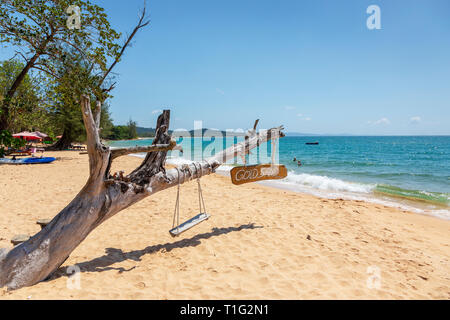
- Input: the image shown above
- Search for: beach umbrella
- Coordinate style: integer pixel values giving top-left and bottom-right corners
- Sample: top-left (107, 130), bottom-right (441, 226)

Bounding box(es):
top-left (32, 131), bottom-right (53, 141)
top-left (13, 132), bottom-right (42, 141)
top-left (31, 131), bottom-right (48, 138)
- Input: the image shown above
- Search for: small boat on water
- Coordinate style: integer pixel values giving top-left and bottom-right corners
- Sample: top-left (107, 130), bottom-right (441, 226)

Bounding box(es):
top-left (0, 157), bottom-right (56, 165)
top-left (305, 142), bottom-right (319, 145)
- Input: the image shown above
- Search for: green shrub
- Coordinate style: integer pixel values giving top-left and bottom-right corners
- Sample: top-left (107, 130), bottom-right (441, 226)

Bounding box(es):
top-left (0, 130), bottom-right (26, 157)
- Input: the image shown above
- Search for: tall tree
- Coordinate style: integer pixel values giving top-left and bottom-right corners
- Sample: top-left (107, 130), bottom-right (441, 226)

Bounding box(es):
top-left (0, 59), bottom-right (44, 133)
top-left (127, 119), bottom-right (138, 139)
top-left (46, 3), bottom-right (150, 149)
top-left (0, 0), bottom-right (121, 130)
top-left (47, 48), bottom-right (104, 148)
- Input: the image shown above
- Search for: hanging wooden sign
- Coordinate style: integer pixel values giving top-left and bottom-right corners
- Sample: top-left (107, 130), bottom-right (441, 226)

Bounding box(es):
top-left (230, 164), bottom-right (287, 185)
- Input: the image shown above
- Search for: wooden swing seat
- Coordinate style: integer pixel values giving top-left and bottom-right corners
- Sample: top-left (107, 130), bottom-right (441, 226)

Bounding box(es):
top-left (169, 212), bottom-right (210, 237)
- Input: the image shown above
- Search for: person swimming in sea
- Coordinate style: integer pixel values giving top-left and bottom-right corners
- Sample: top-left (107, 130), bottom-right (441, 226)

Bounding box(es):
top-left (297, 160), bottom-right (302, 167)
top-left (293, 157), bottom-right (297, 162)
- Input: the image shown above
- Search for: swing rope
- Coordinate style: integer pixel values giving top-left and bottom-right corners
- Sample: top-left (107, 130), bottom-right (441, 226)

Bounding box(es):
top-left (172, 167), bottom-right (182, 230)
top-left (194, 162), bottom-right (207, 214)
top-left (172, 162), bottom-right (208, 231)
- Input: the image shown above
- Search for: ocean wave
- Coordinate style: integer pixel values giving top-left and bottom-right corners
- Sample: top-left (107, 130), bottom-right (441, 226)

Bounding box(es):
top-left (282, 172), bottom-right (375, 193)
top-left (375, 184), bottom-right (450, 206)
top-left (128, 154), bottom-right (449, 219)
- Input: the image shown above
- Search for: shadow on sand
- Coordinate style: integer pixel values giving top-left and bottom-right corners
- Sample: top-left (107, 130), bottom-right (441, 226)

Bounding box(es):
top-left (50, 223), bottom-right (263, 280)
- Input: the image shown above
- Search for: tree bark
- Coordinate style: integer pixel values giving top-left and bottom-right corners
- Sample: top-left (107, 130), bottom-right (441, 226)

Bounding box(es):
top-left (47, 128), bottom-right (73, 151)
top-left (0, 95), bottom-right (284, 290)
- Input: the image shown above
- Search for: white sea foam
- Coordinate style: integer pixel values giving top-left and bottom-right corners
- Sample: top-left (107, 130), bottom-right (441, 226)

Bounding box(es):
top-left (258, 172), bottom-right (450, 220)
top-left (282, 172), bottom-right (375, 193)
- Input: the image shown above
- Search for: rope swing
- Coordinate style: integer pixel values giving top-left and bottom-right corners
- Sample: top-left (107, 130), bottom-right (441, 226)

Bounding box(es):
top-left (169, 162), bottom-right (211, 237)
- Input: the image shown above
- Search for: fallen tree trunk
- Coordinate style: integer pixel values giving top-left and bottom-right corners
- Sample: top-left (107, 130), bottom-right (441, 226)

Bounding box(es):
top-left (0, 95), bottom-right (284, 290)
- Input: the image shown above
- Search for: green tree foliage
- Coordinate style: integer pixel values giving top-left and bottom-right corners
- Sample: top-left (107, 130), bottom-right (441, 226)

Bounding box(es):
top-left (136, 127), bottom-right (156, 137)
top-left (105, 119), bottom-right (138, 141)
top-left (46, 42), bottom-right (121, 144)
top-left (0, 0), bottom-right (121, 130)
top-left (0, 130), bottom-right (26, 157)
top-left (47, 48), bottom-right (106, 145)
top-left (127, 119), bottom-right (138, 140)
top-left (0, 59), bottom-right (57, 134)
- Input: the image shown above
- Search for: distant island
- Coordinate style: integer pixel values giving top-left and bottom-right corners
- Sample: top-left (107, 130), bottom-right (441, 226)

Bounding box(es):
top-left (133, 127), bottom-right (247, 139)
top-left (285, 132), bottom-right (355, 136)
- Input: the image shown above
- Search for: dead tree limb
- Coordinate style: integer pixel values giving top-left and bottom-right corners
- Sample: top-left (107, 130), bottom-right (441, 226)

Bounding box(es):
top-left (110, 141), bottom-right (182, 160)
top-left (100, 4), bottom-right (150, 89)
top-left (0, 95), bottom-right (284, 290)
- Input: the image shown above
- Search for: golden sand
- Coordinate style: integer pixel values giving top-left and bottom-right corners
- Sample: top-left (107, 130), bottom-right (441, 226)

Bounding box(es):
top-left (0, 151), bottom-right (449, 299)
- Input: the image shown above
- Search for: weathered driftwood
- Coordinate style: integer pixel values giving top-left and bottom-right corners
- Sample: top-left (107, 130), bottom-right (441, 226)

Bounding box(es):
top-left (0, 95), bottom-right (284, 290)
top-left (110, 141), bottom-right (182, 160)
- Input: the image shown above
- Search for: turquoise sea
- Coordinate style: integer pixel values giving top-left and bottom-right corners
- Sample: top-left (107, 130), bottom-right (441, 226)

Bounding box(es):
top-left (108, 136), bottom-right (450, 219)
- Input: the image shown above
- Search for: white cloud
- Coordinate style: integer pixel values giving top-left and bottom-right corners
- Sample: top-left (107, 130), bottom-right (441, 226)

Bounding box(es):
top-left (410, 116), bottom-right (421, 124)
top-left (152, 109), bottom-right (163, 114)
top-left (284, 106), bottom-right (295, 110)
top-left (375, 118), bottom-right (390, 125)
top-left (296, 113), bottom-right (311, 121)
top-left (368, 117), bottom-right (390, 125)
top-left (216, 88), bottom-right (225, 95)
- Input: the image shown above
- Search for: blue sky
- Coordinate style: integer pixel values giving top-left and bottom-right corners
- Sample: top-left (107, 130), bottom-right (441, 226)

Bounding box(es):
top-left (2, 0), bottom-right (450, 134)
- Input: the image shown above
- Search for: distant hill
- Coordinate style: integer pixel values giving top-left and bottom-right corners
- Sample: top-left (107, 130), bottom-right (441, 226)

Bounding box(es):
top-left (136, 127), bottom-right (157, 137)
top-left (285, 132), bottom-right (355, 136)
top-left (186, 129), bottom-right (246, 137)
top-left (285, 132), bottom-right (320, 136)
top-left (137, 127), bottom-right (247, 138)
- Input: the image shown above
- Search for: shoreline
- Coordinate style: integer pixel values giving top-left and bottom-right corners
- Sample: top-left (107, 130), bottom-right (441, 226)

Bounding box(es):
top-left (159, 155), bottom-right (450, 221)
top-left (1, 151), bottom-right (449, 299)
top-left (222, 171), bottom-right (449, 222)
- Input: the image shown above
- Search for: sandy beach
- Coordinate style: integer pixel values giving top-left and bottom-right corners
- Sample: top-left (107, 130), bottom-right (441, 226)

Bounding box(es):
top-left (0, 151), bottom-right (449, 299)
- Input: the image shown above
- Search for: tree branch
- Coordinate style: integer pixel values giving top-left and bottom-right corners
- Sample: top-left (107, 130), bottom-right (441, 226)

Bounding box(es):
top-left (142, 124), bottom-right (285, 195)
top-left (111, 140), bottom-right (182, 160)
top-left (80, 95), bottom-right (107, 176)
top-left (94, 100), bottom-right (102, 128)
top-left (99, 3), bottom-right (150, 88)
top-left (31, 64), bottom-right (59, 79)
top-left (128, 110), bottom-right (172, 184)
